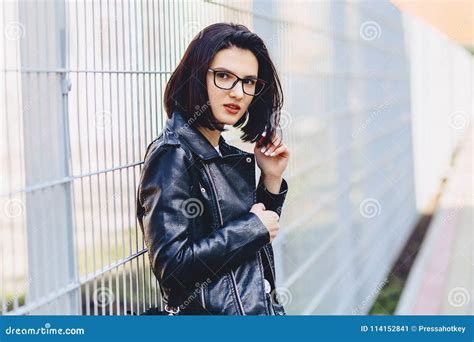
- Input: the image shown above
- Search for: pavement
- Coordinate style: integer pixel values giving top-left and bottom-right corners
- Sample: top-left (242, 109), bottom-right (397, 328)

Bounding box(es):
top-left (396, 125), bottom-right (473, 315)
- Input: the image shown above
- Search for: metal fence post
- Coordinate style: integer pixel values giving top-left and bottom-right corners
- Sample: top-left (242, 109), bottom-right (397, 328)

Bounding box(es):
top-left (18, 0), bottom-right (79, 314)
top-left (329, 0), bottom-right (358, 313)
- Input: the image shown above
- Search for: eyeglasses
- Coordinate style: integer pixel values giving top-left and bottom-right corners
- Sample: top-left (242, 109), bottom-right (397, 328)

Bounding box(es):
top-left (208, 68), bottom-right (266, 96)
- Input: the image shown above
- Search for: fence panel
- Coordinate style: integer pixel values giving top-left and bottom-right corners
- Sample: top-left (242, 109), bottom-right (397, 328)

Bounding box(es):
top-left (1, 0), bottom-right (471, 315)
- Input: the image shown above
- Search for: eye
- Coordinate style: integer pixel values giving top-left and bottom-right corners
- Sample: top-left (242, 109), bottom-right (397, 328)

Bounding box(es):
top-left (243, 78), bottom-right (257, 85)
top-left (215, 71), bottom-right (230, 79)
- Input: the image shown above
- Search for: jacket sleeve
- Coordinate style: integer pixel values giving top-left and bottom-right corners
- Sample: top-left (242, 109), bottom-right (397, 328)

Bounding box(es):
top-left (137, 144), bottom-right (270, 290)
top-left (256, 175), bottom-right (289, 215)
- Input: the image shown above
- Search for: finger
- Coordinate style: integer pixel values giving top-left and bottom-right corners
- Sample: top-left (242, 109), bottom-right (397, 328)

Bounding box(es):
top-left (268, 135), bottom-right (282, 151)
top-left (269, 210), bottom-right (280, 220)
top-left (253, 202), bottom-right (266, 211)
top-left (264, 143), bottom-right (284, 157)
top-left (260, 134), bottom-right (282, 154)
top-left (262, 145), bottom-right (275, 156)
top-left (262, 136), bottom-right (282, 156)
top-left (271, 134), bottom-right (282, 147)
top-left (260, 143), bottom-right (271, 154)
top-left (269, 144), bottom-right (290, 157)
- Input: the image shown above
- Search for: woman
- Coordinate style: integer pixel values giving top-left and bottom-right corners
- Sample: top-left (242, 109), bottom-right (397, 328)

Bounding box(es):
top-left (136, 23), bottom-right (290, 315)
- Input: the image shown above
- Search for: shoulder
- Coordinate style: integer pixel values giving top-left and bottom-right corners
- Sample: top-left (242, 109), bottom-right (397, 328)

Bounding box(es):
top-left (141, 129), bottom-right (194, 174)
top-left (138, 131), bottom-right (195, 206)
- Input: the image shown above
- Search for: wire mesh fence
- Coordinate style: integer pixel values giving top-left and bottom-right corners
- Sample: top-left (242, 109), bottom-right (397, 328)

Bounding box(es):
top-left (1, 0), bottom-right (471, 315)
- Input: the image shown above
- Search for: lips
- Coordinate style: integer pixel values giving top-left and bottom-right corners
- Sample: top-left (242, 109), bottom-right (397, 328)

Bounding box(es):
top-left (224, 103), bottom-right (241, 110)
top-left (223, 103), bottom-right (241, 115)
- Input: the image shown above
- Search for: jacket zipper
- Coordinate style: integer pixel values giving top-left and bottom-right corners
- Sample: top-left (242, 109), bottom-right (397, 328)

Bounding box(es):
top-left (229, 270), bottom-right (245, 315)
top-left (262, 246), bottom-right (276, 285)
top-left (253, 159), bottom-right (273, 314)
top-left (202, 162), bottom-right (246, 315)
top-left (201, 285), bottom-right (206, 309)
top-left (261, 246), bottom-right (278, 314)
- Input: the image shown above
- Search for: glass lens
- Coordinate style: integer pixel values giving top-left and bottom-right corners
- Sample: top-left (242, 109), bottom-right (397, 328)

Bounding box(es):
top-left (242, 78), bottom-right (257, 95)
top-left (214, 71), bottom-right (238, 90)
top-left (212, 70), bottom-right (265, 96)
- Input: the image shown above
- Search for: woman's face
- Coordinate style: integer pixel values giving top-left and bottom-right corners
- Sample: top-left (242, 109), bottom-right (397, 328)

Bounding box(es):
top-left (206, 46), bottom-right (258, 126)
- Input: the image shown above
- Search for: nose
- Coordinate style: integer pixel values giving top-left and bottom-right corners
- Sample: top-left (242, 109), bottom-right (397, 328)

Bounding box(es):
top-left (229, 80), bottom-right (244, 99)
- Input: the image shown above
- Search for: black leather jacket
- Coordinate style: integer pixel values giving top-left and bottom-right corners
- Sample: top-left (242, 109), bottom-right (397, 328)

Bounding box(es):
top-left (136, 111), bottom-right (289, 315)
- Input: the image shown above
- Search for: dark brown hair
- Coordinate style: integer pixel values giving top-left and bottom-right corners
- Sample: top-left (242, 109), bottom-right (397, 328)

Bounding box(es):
top-left (164, 22), bottom-right (283, 146)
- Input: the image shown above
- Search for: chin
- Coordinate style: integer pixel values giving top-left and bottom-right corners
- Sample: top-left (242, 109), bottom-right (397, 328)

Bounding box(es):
top-left (215, 110), bottom-right (245, 126)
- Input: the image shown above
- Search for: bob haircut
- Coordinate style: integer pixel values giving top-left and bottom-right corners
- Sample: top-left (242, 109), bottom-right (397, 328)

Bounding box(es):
top-left (164, 22), bottom-right (284, 147)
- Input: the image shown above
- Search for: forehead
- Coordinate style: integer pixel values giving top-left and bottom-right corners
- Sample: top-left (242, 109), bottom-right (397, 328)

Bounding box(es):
top-left (209, 46), bottom-right (258, 76)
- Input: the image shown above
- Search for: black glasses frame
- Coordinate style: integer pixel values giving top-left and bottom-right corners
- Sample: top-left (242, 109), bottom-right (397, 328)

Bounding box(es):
top-left (208, 68), bottom-right (266, 96)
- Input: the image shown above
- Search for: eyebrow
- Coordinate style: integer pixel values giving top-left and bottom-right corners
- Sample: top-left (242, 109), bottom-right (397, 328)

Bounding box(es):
top-left (213, 67), bottom-right (258, 79)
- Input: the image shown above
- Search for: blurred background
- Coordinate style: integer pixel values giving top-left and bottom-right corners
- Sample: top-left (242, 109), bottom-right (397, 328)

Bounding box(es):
top-left (0, 0), bottom-right (472, 315)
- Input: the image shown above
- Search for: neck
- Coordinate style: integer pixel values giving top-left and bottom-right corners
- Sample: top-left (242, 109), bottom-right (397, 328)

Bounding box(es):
top-left (197, 126), bottom-right (221, 147)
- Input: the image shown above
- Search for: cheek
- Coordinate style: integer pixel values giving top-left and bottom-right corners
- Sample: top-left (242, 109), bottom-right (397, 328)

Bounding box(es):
top-left (207, 81), bottom-right (222, 106)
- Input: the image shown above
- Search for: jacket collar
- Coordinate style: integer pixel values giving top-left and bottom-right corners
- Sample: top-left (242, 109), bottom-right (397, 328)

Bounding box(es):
top-left (166, 110), bottom-right (250, 161)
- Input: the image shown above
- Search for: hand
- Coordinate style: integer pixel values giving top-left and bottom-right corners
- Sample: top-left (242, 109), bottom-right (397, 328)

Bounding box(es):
top-left (254, 132), bottom-right (290, 179)
top-left (250, 203), bottom-right (280, 243)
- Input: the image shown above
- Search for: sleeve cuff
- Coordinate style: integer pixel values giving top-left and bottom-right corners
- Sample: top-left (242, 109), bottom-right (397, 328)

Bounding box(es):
top-left (256, 177), bottom-right (288, 214)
